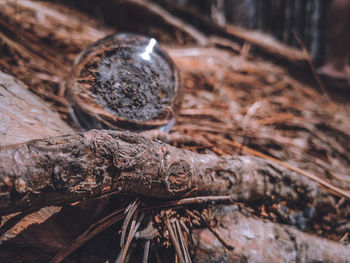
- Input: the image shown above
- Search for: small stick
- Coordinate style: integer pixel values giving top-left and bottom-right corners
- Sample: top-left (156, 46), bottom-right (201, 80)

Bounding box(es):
top-left (0, 209), bottom-right (37, 237)
top-left (198, 214), bottom-right (234, 251)
top-left (119, 211), bottom-right (144, 263)
top-left (142, 240), bottom-right (151, 263)
top-left (133, 213), bottom-right (145, 240)
top-left (118, 208), bottom-right (139, 263)
top-left (171, 219), bottom-right (180, 248)
top-left (179, 220), bottom-right (192, 243)
top-left (166, 217), bottom-right (185, 263)
top-left (175, 219), bottom-right (191, 263)
top-left (208, 226), bottom-right (234, 250)
top-left (124, 199), bottom-right (138, 215)
top-left (339, 232), bottom-right (349, 243)
top-left (184, 210), bottom-right (201, 222)
top-left (142, 196), bottom-right (233, 212)
top-left (292, 30), bottom-right (330, 100)
top-left (120, 199), bottom-right (139, 248)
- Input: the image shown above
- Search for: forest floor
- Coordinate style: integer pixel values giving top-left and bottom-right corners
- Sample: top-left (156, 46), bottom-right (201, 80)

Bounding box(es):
top-left (0, 1), bottom-right (349, 262)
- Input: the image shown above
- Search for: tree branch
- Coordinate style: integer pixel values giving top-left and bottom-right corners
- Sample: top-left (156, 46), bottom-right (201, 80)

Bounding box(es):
top-left (193, 205), bottom-right (350, 262)
top-left (0, 129), bottom-right (342, 217)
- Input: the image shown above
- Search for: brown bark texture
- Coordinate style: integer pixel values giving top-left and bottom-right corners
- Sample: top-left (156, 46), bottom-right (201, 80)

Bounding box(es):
top-left (0, 129), bottom-right (342, 215)
top-left (0, 71), bottom-right (73, 145)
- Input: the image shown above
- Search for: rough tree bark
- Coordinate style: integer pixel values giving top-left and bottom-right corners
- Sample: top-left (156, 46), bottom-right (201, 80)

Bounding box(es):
top-left (0, 129), bottom-right (346, 216)
top-left (193, 205), bottom-right (350, 262)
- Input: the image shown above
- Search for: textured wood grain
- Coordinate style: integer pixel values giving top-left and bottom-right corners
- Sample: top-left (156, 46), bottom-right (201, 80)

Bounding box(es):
top-left (0, 71), bottom-right (73, 146)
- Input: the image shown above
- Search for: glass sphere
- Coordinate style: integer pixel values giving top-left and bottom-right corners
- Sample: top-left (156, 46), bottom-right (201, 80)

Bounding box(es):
top-left (66, 33), bottom-right (181, 131)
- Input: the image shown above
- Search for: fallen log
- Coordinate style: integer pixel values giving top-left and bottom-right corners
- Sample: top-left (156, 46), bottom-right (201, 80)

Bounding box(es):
top-left (0, 129), bottom-right (346, 219)
top-left (193, 205), bottom-right (350, 262)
